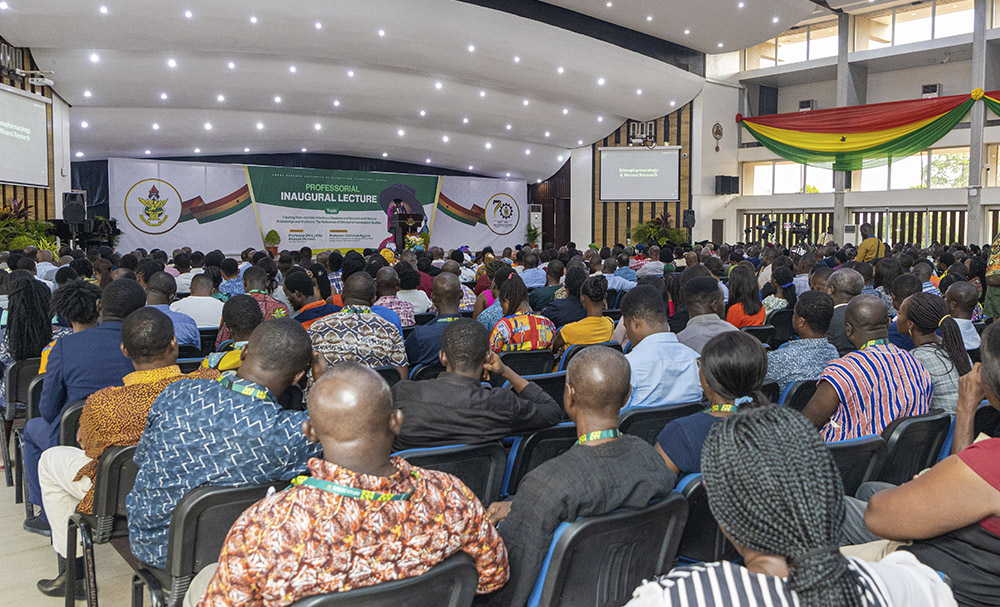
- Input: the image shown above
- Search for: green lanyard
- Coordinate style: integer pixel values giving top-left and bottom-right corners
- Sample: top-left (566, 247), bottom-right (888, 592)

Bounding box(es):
top-left (342, 306), bottom-right (373, 315)
top-left (862, 338), bottom-right (889, 350)
top-left (289, 474), bottom-right (414, 501)
top-left (247, 289), bottom-right (268, 295)
top-left (577, 429), bottom-right (621, 444)
top-left (703, 403), bottom-right (738, 413)
top-left (216, 372), bottom-right (274, 401)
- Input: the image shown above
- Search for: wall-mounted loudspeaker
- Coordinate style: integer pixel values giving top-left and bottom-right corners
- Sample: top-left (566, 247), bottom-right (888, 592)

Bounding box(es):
top-left (682, 209), bottom-right (696, 228)
top-left (714, 175), bottom-right (739, 195)
top-left (62, 191), bottom-right (87, 225)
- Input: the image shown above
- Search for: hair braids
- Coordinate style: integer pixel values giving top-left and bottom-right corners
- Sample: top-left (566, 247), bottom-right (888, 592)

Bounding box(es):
top-left (6, 276), bottom-right (53, 361)
top-left (906, 292), bottom-right (972, 376)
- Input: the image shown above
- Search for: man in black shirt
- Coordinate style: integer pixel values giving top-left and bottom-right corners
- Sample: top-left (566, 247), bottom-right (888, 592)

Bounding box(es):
top-left (404, 272), bottom-right (462, 367)
top-left (391, 318), bottom-right (561, 451)
top-left (540, 265), bottom-right (587, 328)
top-left (527, 259), bottom-right (563, 312)
top-left (482, 346), bottom-right (676, 607)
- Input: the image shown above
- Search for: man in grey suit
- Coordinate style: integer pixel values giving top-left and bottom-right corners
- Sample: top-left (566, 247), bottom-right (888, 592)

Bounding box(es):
top-left (825, 268), bottom-right (865, 356)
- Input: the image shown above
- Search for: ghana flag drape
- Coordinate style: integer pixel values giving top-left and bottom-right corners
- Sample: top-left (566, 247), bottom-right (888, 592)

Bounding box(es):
top-left (738, 90), bottom-right (982, 171)
top-left (983, 90), bottom-right (1000, 119)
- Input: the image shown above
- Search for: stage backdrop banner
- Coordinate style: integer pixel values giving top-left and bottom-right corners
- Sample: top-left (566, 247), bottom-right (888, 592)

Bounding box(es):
top-left (431, 176), bottom-right (528, 251)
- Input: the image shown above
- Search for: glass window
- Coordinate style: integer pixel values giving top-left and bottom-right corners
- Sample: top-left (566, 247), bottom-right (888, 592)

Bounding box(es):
top-left (774, 162), bottom-right (803, 194)
top-left (935, 0), bottom-right (974, 37)
top-left (808, 21), bottom-right (839, 59)
top-left (805, 166), bottom-right (835, 193)
top-left (742, 162), bottom-right (774, 196)
top-left (928, 147), bottom-right (970, 188)
top-left (890, 152), bottom-right (930, 190)
top-left (745, 39), bottom-right (777, 70)
top-left (894, 3), bottom-right (933, 46)
top-left (855, 8), bottom-right (893, 50)
top-left (857, 165), bottom-right (889, 191)
top-left (776, 29), bottom-right (808, 65)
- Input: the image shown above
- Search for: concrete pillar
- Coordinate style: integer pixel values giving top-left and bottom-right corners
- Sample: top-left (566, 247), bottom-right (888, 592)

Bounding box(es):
top-left (968, 0), bottom-right (987, 245)
top-left (833, 12), bottom-right (851, 244)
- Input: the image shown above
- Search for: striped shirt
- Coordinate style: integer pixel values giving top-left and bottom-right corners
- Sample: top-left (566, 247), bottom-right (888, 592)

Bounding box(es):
top-left (819, 343), bottom-right (932, 442)
top-left (625, 553), bottom-right (954, 607)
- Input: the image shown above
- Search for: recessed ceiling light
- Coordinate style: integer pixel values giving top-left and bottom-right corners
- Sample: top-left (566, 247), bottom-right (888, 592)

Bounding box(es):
top-left (435, 81), bottom-right (443, 90)
top-left (718, 42), bottom-right (724, 47)
top-left (378, 29), bottom-right (385, 37)
top-left (442, 135), bottom-right (449, 142)
top-left (184, 10), bottom-right (192, 18)
top-left (301, 148), bottom-right (307, 152)
top-left (90, 53), bottom-right (99, 63)
top-left (256, 122), bottom-right (264, 130)
top-left (606, 1), bottom-right (612, 6)
top-left (204, 122), bottom-right (212, 130)
top-left (397, 129), bottom-right (405, 136)
top-left (525, 149), bottom-right (531, 155)
top-left (333, 99), bottom-right (340, 107)
top-left (468, 44), bottom-right (475, 52)
top-left (772, 16), bottom-right (779, 23)
top-left (558, 155), bottom-right (564, 161)
top-left (83, 90), bottom-right (92, 98)
top-left (738, 1), bottom-right (744, 7)
top-left (646, 15), bottom-right (653, 21)
top-left (479, 90), bottom-right (486, 97)
top-left (637, 89), bottom-right (643, 95)
top-left (194, 148), bottom-right (200, 153)
top-left (557, 67), bottom-right (564, 74)
top-left (274, 96), bottom-right (281, 103)
top-left (523, 99), bottom-right (529, 106)
top-left (217, 94), bottom-right (225, 102)
top-left (228, 61), bottom-right (236, 69)
top-left (80, 121), bottom-right (88, 128)
top-left (289, 65), bottom-right (296, 73)
top-left (314, 123), bottom-right (322, 130)
top-left (506, 172), bottom-right (511, 177)
top-left (514, 56), bottom-right (520, 63)
top-left (99, 6), bottom-right (107, 14)
top-left (485, 142), bottom-right (492, 149)
top-left (152, 123), bottom-right (160, 130)
top-left (383, 152), bottom-right (389, 157)
top-left (462, 117), bottom-right (469, 124)
top-left (544, 131), bottom-right (550, 137)
top-left (684, 29), bottom-right (690, 34)
top-left (160, 92), bottom-right (168, 100)
top-left (506, 124), bottom-right (512, 130)
top-left (314, 22), bottom-right (322, 29)
top-left (563, 108), bottom-right (569, 115)
top-left (426, 158), bottom-right (432, 163)
top-left (75, 151), bottom-right (84, 157)
top-left (578, 139), bottom-right (584, 145)
top-left (469, 165), bottom-right (474, 170)
top-left (597, 77), bottom-right (606, 85)
top-left (244, 147), bottom-right (250, 152)
top-left (420, 110), bottom-right (426, 116)
top-left (347, 70), bottom-right (355, 77)
top-left (598, 116), bottom-right (605, 122)
top-left (670, 100), bottom-right (676, 106)
top-left (536, 179), bottom-right (542, 183)
top-left (167, 58), bottom-right (177, 68)
top-left (145, 150), bottom-right (151, 155)
top-left (249, 16), bottom-right (257, 23)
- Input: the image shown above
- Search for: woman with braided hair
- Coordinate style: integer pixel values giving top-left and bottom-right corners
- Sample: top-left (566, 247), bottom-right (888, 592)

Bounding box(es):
top-left (488, 273), bottom-right (555, 352)
top-left (552, 274), bottom-right (613, 354)
top-left (897, 292), bottom-right (971, 412)
top-left (628, 406), bottom-right (957, 607)
top-left (655, 330), bottom-right (767, 476)
top-left (763, 264), bottom-right (798, 314)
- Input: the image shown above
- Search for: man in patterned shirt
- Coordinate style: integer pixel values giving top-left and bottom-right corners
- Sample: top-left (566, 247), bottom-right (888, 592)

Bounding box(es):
top-left (127, 319), bottom-right (326, 568)
top-left (215, 267), bottom-right (290, 347)
top-left (803, 295), bottom-right (932, 442)
top-left (765, 291), bottom-right (840, 391)
top-left (373, 266), bottom-right (416, 327)
top-left (36, 308), bottom-right (219, 597)
top-left (441, 260), bottom-right (476, 311)
top-left (189, 362), bottom-right (509, 607)
top-left (309, 272), bottom-right (408, 377)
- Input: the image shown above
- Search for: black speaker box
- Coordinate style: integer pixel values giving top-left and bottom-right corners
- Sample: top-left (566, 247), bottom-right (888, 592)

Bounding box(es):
top-left (62, 191), bottom-right (87, 225)
top-left (714, 175), bottom-right (739, 195)
top-left (682, 209), bottom-right (696, 228)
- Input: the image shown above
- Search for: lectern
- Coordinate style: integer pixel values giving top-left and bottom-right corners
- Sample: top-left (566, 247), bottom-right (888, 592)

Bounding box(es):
top-left (390, 213), bottom-right (423, 249)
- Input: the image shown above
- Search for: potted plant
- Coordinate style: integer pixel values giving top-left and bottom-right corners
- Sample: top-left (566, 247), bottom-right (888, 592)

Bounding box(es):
top-left (525, 223), bottom-right (540, 246)
top-left (264, 230), bottom-right (281, 255)
top-left (631, 211), bottom-right (687, 247)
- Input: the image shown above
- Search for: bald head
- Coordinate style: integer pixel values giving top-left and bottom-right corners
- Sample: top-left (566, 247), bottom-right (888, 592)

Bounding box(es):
top-left (375, 266), bottom-right (399, 297)
top-left (342, 271), bottom-right (376, 306)
top-left (432, 271), bottom-right (462, 314)
top-left (827, 268), bottom-right (864, 304)
top-left (946, 280), bottom-right (980, 316)
top-left (566, 346), bottom-right (632, 416)
top-left (441, 260), bottom-right (461, 276)
top-left (844, 294), bottom-right (889, 347)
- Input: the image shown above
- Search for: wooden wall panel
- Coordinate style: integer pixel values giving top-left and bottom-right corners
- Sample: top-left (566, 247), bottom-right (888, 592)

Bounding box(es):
top-left (0, 35), bottom-right (55, 221)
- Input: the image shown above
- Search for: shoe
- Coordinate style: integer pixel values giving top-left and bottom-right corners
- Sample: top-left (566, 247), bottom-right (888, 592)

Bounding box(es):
top-left (36, 573), bottom-right (86, 598)
top-left (23, 515), bottom-right (51, 537)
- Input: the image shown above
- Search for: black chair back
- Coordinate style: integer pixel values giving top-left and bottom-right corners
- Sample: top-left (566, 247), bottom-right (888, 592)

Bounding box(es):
top-left (619, 402), bottom-right (703, 445)
top-left (402, 326), bottom-right (416, 341)
top-left (827, 436), bottom-right (886, 496)
top-left (740, 325), bottom-right (774, 345)
top-left (396, 443), bottom-right (506, 506)
top-left (605, 289), bottom-right (621, 310)
top-left (198, 328), bottom-right (220, 356)
top-left (91, 445), bottom-right (139, 532)
top-left (410, 364), bottom-right (445, 381)
top-left (876, 410), bottom-right (952, 485)
top-left (557, 342), bottom-right (622, 372)
top-left (59, 400), bottom-right (86, 447)
top-left (975, 402), bottom-right (1000, 437)
top-left (974, 321), bottom-right (987, 335)
top-left (495, 351), bottom-right (555, 386)
top-left (505, 425), bottom-right (578, 496)
top-left (413, 313), bottom-right (436, 326)
top-left (176, 358), bottom-right (205, 373)
top-left (4, 357), bottom-right (41, 418)
top-left (510, 372), bottom-right (567, 415)
top-left (25, 374), bottom-right (44, 420)
top-left (676, 475), bottom-right (738, 562)
top-left (783, 380), bottom-right (818, 412)
top-left (373, 365), bottom-right (403, 387)
top-left (533, 494), bottom-right (688, 607)
top-left (289, 553), bottom-right (479, 607)
top-left (178, 344), bottom-right (203, 359)
top-left (761, 381), bottom-right (780, 405)
top-left (602, 309), bottom-right (622, 322)
top-left (766, 309), bottom-right (795, 347)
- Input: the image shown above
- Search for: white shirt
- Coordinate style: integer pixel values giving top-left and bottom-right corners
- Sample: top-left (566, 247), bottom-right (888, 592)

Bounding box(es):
top-left (36, 261), bottom-right (57, 280)
top-left (624, 332), bottom-right (702, 409)
top-left (954, 317), bottom-right (981, 350)
top-left (174, 269), bottom-right (203, 295)
top-left (397, 289), bottom-right (433, 314)
top-left (170, 296), bottom-right (224, 328)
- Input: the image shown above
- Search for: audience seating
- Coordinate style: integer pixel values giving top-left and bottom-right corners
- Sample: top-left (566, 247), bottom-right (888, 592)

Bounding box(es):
top-left (502, 423), bottom-right (577, 497)
top-left (974, 321), bottom-right (987, 335)
top-left (215, 339), bottom-right (235, 352)
top-left (59, 400), bottom-right (86, 448)
top-left (618, 402), bottom-right (703, 445)
top-left (409, 364), bottom-right (445, 381)
top-left (974, 401), bottom-right (1000, 437)
top-left (459, 310), bottom-right (474, 319)
top-left (197, 329), bottom-right (219, 357)
top-left (131, 480), bottom-right (288, 607)
top-left (12, 374), bottom-right (45, 503)
top-left (766, 308), bottom-right (794, 348)
top-left (740, 325), bottom-right (774, 346)
top-left (501, 372), bottom-right (567, 415)
top-left (175, 358), bottom-right (205, 374)
top-left (557, 342), bottom-right (622, 372)
top-left (937, 413), bottom-right (958, 462)
top-left (401, 326), bottom-right (416, 341)
top-left (496, 351), bottom-right (555, 385)
top-left (394, 443), bottom-right (506, 506)
top-left (1, 357), bottom-right (42, 486)
top-left (674, 474), bottom-right (737, 563)
top-left (826, 435), bottom-right (886, 496)
top-left (602, 309), bottom-right (622, 322)
top-left (373, 365), bottom-right (403, 387)
top-left (605, 290), bottom-right (621, 309)
top-left (780, 380), bottom-right (818, 412)
top-left (525, 494), bottom-right (688, 607)
top-left (413, 313), bottom-right (436, 326)
top-left (761, 381), bottom-right (780, 405)
top-left (177, 345), bottom-right (203, 360)
top-left (875, 410), bottom-right (951, 485)
top-left (289, 553), bottom-right (479, 607)
top-left (277, 385), bottom-right (305, 412)
top-left (65, 445), bottom-right (139, 606)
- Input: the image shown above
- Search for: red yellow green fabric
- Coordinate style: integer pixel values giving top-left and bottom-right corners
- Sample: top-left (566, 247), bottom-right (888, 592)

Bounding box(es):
top-left (436, 192), bottom-right (485, 226)
top-left (982, 90), bottom-right (1000, 120)
top-left (180, 185), bottom-right (252, 224)
top-left (739, 91), bottom-right (981, 171)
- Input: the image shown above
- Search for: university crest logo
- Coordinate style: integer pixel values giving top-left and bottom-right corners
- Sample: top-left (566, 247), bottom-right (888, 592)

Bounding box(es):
top-left (139, 185), bottom-right (169, 227)
top-left (124, 179), bottom-right (182, 235)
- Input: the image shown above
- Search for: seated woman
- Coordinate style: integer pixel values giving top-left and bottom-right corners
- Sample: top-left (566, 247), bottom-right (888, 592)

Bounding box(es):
top-left (396, 267), bottom-right (432, 314)
top-left (44, 279), bottom-right (102, 372)
top-left (654, 330), bottom-right (766, 476)
top-left (896, 292), bottom-right (971, 412)
top-left (553, 275), bottom-right (613, 354)
top-left (725, 264), bottom-right (766, 328)
top-left (629, 405), bottom-right (957, 607)
top-left (489, 274), bottom-right (556, 352)
top-left (476, 264), bottom-right (514, 332)
top-left (762, 265), bottom-right (797, 315)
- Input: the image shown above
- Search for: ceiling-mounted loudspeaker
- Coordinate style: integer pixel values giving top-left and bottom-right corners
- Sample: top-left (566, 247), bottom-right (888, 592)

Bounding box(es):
top-left (714, 175), bottom-right (739, 195)
top-left (62, 190), bottom-right (87, 225)
top-left (682, 209), bottom-right (696, 228)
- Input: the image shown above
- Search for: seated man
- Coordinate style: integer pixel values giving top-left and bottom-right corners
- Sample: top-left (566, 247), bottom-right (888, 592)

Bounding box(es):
top-left (308, 272), bottom-right (408, 374)
top-left (21, 278), bottom-right (146, 535)
top-left (888, 273), bottom-right (920, 350)
top-left (947, 280), bottom-right (982, 351)
top-left (518, 252), bottom-right (546, 288)
top-left (404, 272), bottom-right (462, 367)
top-left (803, 295), bottom-right (932, 442)
top-left (765, 291), bottom-right (840, 391)
top-left (527, 260), bottom-right (563, 312)
top-left (440, 259), bottom-right (476, 311)
top-left (676, 277), bottom-right (738, 354)
top-left (541, 265), bottom-right (587, 327)
top-left (601, 257), bottom-right (636, 294)
top-left (169, 274), bottom-right (224, 328)
top-left (284, 268), bottom-right (340, 330)
top-left (482, 347), bottom-right (675, 607)
top-left (144, 271), bottom-right (200, 349)
top-left (913, 259), bottom-right (940, 295)
top-left (127, 318), bottom-right (325, 569)
top-left (217, 258), bottom-right (244, 298)
top-left (36, 308), bottom-right (218, 597)
top-left (202, 295), bottom-right (263, 371)
top-left (622, 286), bottom-right (701, 409)
top-left (373, 266), bottom-right (416, 327)
top-left (392, 318), bottom-right (561, 451)
top-left (216, 267), bottom-right (290, 347)
top-left (825, 268), bottom-right (865, 357)
top-left (189, 363), bottom-right (509, 607)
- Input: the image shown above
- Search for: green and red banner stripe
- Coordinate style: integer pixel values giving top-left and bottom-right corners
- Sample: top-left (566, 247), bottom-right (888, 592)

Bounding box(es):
top-left (180, 185), bottom-right (252, 224)
top-left (436, 192), bottom-right (485, 226)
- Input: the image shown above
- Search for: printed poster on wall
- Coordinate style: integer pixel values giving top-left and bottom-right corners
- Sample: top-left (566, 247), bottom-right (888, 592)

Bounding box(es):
top-left (431, 176), bottom-right (528, 251)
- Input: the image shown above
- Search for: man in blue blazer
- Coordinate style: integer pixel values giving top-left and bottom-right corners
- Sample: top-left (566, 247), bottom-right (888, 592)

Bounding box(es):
top-left (21, 278), bottom-right (147, 535)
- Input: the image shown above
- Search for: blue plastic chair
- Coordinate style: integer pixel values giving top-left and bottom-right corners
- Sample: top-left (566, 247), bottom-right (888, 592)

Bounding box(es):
top-left (557, 342), bottom-right (622, 372)
top-left (395, 443), bottom-right (506, 506)
top-left (501, 422), bottom-right (576, 497)
top-left (826, 435), bottom-right (887, 496)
